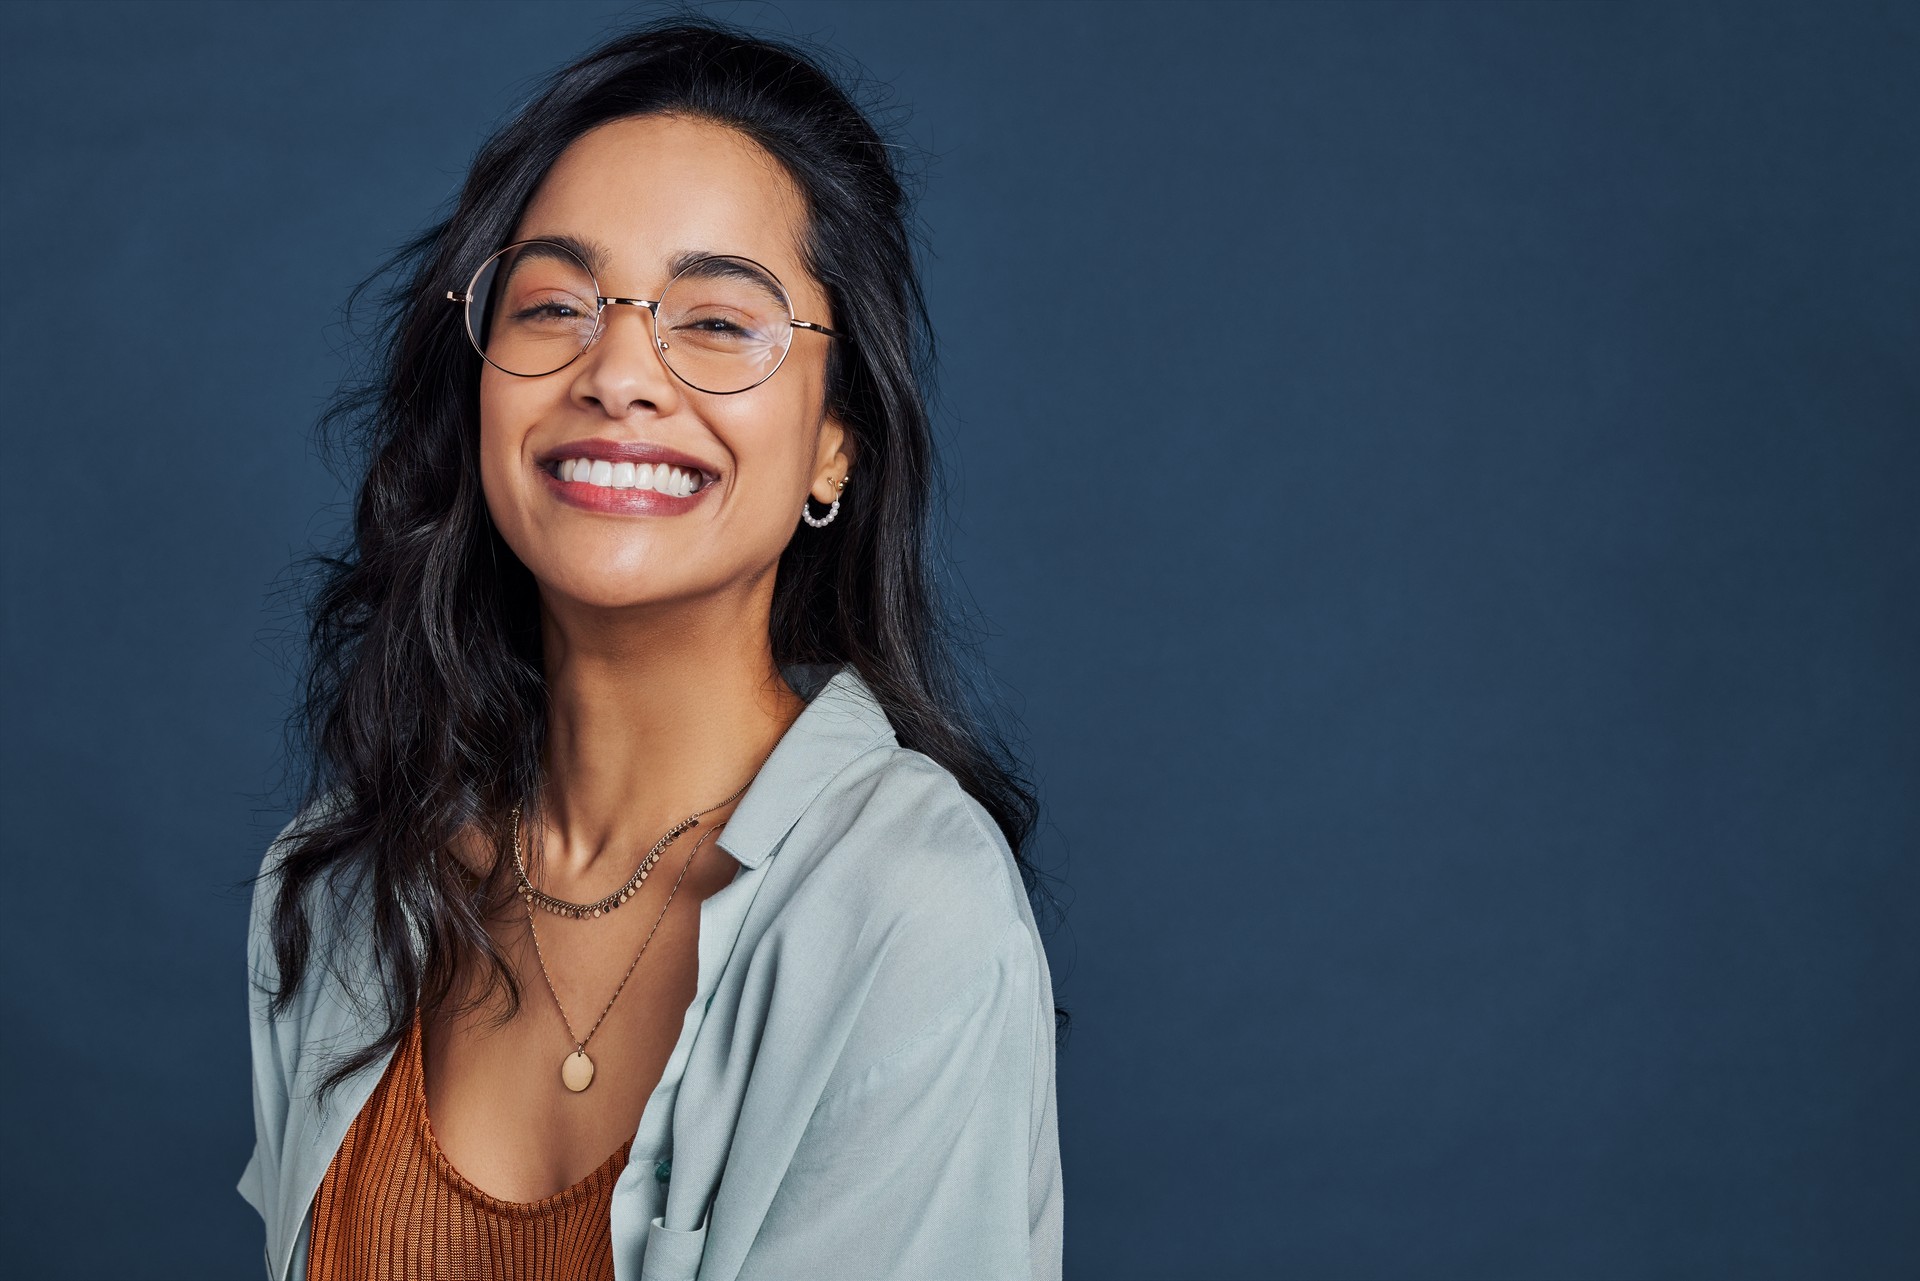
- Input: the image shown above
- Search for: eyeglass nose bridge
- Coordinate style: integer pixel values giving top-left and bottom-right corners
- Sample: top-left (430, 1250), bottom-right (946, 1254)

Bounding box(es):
top-left (595, 295), bottom-right (671, 353)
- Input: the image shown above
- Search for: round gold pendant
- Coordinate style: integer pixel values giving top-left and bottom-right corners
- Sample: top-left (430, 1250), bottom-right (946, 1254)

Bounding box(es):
top-left (561, 1049), bottom-right (595, 1093)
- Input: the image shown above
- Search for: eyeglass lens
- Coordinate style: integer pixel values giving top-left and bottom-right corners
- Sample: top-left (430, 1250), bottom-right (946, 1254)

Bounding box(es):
top-left (464, 242), bottom-right (798, 392)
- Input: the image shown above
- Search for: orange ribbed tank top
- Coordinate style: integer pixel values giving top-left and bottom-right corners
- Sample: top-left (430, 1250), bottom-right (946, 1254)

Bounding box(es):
top-left (306, 1005), bottom-right (632, 1280)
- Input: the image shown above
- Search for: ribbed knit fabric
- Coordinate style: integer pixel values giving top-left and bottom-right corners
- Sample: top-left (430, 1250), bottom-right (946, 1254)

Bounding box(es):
top-left (306, 1006), bottom-right (631, 1280)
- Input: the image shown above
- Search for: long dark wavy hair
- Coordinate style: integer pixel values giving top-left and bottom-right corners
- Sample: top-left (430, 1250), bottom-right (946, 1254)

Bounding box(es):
top-left (255, 14), bottom-right (1068, 1100)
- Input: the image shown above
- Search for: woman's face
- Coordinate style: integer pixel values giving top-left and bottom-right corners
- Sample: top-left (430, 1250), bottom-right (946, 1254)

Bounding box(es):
top-left (477, 113), bottom-right (852, 617)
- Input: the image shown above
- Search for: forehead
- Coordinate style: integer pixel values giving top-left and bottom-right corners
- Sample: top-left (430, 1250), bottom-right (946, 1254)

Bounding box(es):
top-left (512, 113), bottom-right (815, 302)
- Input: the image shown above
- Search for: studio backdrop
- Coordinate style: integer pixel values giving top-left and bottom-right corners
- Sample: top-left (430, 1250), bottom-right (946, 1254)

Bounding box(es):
top-left (1, 2), bottom-right (1915, 1278)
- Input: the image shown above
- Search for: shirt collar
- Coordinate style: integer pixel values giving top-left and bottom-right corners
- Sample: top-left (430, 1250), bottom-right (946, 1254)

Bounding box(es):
top-left (714, 661), bottom-right (896, 869)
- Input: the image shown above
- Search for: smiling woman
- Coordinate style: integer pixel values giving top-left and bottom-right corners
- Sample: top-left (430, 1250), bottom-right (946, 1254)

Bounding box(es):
top-left (237, 16), bottom-right (1065, 1281)
top-left (475, 114), bottom-right (856, 604)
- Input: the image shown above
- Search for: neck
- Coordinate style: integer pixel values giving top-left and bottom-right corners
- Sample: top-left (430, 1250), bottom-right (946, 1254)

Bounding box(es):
top-left (528, 584), bottom-right (807, 893)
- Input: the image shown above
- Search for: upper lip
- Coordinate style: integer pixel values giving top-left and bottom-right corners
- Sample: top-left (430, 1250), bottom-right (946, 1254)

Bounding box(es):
top-left (537, 437), bottom-right (722, 483)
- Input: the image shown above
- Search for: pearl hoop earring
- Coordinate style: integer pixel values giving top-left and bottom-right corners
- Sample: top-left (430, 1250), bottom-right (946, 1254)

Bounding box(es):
top-left (801, 475), bottom-right (848, 528)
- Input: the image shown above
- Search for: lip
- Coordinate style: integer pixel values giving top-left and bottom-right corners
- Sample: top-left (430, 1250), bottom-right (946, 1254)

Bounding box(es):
top-left (537, 437), bottom-right (721, 516)
top-left (540, 462), bottom-right (719, 516)
top-left (535, 437), bottom-right (722, 484)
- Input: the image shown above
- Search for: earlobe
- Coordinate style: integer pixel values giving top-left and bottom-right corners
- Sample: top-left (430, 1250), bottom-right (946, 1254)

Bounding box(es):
top-left (810, 470), bottom-right (849, 506)
top-left (815, 417), bottom-right (856, 496)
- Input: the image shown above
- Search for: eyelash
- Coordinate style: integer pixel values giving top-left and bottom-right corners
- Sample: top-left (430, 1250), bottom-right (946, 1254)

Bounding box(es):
top-left (509, 301), bottom-right (756, 336)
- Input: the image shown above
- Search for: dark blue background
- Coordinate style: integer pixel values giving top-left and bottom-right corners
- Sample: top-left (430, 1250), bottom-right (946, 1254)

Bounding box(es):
top-left (2, 2), bottom-right (1914, 1277)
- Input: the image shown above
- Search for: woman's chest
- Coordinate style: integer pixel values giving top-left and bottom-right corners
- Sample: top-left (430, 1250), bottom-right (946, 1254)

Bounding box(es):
top-left (418, 876), bottom-right (716, 1203)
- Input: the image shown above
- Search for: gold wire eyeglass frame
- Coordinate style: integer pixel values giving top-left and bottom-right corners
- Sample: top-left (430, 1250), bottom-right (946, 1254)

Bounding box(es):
top-left (444, 238), bottom-right (843, 394)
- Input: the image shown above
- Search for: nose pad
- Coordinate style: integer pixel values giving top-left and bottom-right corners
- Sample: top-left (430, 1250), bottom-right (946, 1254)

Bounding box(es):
top-left (614, 304), bottom-right (670, 358)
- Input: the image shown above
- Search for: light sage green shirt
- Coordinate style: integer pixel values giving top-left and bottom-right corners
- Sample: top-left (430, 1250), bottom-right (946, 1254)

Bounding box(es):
top-left (238, 662), bottom-right (1063, 1281)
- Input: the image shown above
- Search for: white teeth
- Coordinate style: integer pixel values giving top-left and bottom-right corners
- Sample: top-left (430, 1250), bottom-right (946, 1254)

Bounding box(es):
top-left (557, 458), bottom-right (705, 495)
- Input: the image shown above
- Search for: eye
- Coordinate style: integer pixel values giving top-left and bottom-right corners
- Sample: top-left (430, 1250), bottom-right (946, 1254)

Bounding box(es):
top-left (684, 315), bottom-right (747, 334)
top-left (515, 300), bottom-right (584, 321)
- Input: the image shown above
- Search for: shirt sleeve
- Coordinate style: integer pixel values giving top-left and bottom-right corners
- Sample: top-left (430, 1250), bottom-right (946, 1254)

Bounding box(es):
top-left (238, 810), bottom-right (314, 1266)
top-left (238, 832), bottom-right (283, 1223)
top-left (737, 912), bottom-right (1063, 1281)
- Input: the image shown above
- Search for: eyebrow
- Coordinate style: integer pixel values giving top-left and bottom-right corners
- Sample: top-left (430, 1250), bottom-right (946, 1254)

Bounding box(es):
top-left (667, 253), bottom-right (790, 308)
top-left (526, 233), bottom-right (782, 301)
top-left (524, 232), bottom-right (614, 277)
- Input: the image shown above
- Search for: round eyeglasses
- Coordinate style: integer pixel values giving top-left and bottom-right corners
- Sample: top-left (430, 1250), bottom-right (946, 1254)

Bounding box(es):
top-left (445, 239), bottom-right (843, 394)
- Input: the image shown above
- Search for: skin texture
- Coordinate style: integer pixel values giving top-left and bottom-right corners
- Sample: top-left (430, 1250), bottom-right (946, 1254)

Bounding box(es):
top-left (422, 113), bottom-right (856, 1203)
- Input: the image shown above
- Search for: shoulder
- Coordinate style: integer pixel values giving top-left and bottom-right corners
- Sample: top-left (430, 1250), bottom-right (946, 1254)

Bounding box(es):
top-left (250, 789), bottom-right (345, 893)
top-left (792, 742), bottom-right (1028, 949)
top-left (245, 788), bottom-right (352, 984)
top-left (757, 742), bottom-right (1032, 1021)
top-left (760, 743), bottom-right (1040, 1087)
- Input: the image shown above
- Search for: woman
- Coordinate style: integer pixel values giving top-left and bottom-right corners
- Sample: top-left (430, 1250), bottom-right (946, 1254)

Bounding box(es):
top-left (238, 17), bottom-right (1065, 1281)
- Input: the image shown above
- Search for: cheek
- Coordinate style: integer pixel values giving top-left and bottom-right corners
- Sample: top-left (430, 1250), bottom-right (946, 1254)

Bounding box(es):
top-left (477, 369), bottom-right (519, 449)
top-left (712, 389), bottom-right (821, 504)
top-left (477, 374), bottom-right (547, 473)
top-left (474, 377), bottom-right (551, 536)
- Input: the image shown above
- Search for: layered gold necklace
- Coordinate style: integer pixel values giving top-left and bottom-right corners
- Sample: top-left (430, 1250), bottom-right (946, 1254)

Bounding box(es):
top-left (509, 742), bottom-right (776, 1092)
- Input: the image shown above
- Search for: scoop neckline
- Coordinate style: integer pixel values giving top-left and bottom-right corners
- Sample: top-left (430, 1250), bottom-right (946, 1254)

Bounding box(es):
top-left (408, 1005), bottom-right (634, 1218)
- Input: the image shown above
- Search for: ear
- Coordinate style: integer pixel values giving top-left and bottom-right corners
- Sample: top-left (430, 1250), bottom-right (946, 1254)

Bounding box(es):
top-left (810, 413), bottom-right (857, 505)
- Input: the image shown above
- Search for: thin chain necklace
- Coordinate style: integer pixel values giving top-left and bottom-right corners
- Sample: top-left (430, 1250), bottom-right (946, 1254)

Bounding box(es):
top-left (509, 741), bottom-right (775, 920)
top-left (526, 820), bottom-right (718, 1093)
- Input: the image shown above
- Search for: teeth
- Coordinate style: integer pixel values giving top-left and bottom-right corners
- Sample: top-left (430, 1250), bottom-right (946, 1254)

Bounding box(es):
top-left (558, 458), bottom-right (704, 495)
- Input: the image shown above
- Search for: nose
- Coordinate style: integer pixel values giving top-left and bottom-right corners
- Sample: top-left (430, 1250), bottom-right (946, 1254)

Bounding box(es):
top-left (568, 300), bottom-right (682, 417)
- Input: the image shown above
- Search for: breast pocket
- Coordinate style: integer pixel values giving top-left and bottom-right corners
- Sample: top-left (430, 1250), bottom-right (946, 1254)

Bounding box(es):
top-left (639, 1214), bottom-right (710, 1281)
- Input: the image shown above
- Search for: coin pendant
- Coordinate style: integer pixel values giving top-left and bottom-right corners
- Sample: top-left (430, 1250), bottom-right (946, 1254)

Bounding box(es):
top-left (562, 1049), bottom-right (595, 1093)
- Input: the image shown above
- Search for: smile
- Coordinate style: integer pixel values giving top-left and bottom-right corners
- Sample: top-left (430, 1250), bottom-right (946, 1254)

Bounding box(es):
top-left (540, 457), bottom-right (718, 514)
top-left (549, 457), bottom-right (712, 496)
